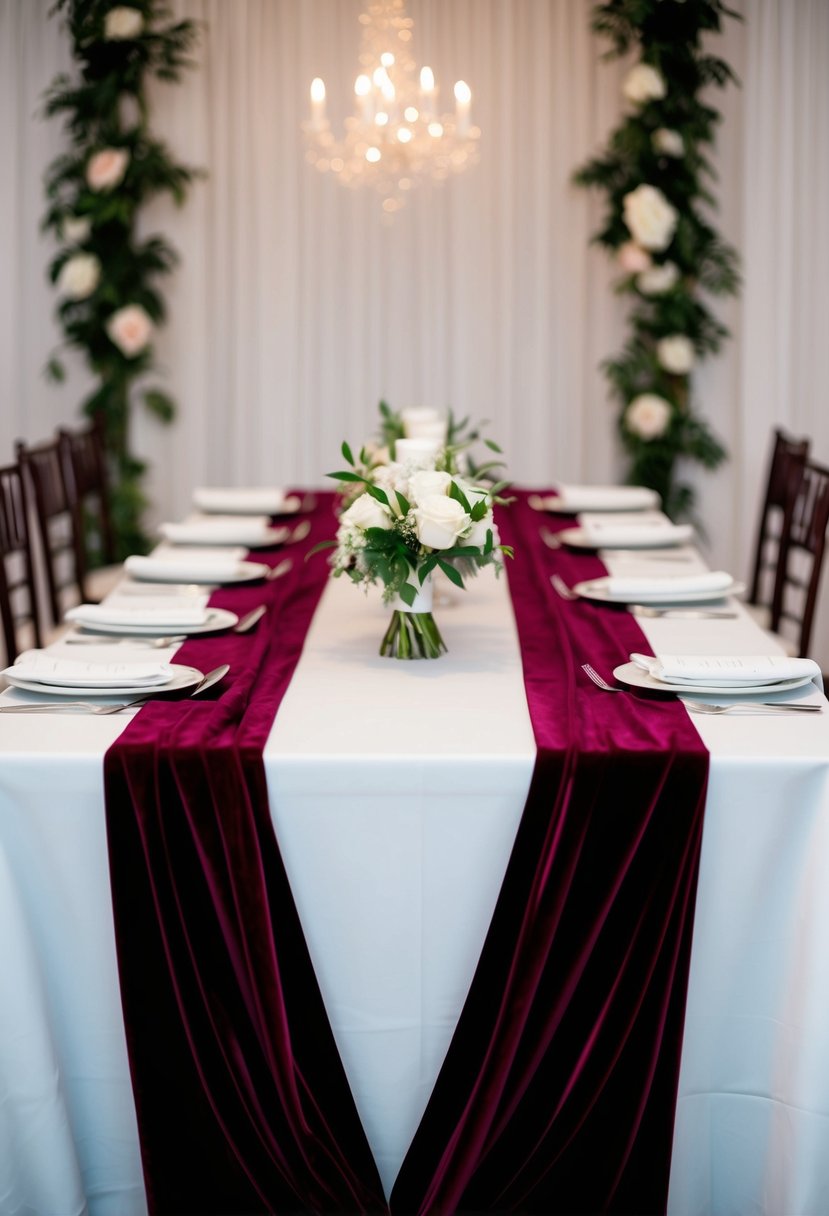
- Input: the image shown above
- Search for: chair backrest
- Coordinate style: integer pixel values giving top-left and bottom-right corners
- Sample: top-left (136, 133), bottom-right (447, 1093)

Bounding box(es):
top-left (748, 428), bottom-right (810, 608)
top-left (17, 435), bottom-right (83, 626)
top-left (0, 460), bottom-right (42, 663)
top-left (770, 458), bottom-right (829, 658)
top-left (59, 416), bottom-right (116, 571)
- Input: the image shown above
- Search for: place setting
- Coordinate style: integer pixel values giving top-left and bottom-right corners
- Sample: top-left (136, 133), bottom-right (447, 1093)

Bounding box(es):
top-left (610, 652), bottom-right (825, 712)
top-left (191, 485), bottom-right (318, 517)
top-left (556, 513), bottom-right (695, 551)
top-left (529, 483), bottom-right (662, 514)
top-left (0, 652), bottom-right (230, 712)
top-left (158, 514), bottom-right (291, 548)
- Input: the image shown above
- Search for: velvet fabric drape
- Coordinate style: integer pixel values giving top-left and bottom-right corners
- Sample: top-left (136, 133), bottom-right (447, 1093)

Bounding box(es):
top-left (105, 491), bottom-right (708, 1214)
top-left (390, 494), bottom-right (709, 1214)
top-left (104, 496), bottom-right (386, 1214)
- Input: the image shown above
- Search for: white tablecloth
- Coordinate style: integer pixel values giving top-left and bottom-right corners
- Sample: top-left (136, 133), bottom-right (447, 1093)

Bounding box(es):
top-left (0, 550), bottom-right (828, 1214)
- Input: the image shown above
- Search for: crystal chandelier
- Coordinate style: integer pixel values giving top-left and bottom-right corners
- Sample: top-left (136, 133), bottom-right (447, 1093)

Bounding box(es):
top-left (303, 0), bottom-right (481, 215)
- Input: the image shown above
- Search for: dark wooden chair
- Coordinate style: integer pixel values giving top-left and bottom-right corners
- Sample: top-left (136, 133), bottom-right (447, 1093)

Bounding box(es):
top-left (747, 428), bottom-right (810, 614)
top-left (770, 458), bottom-right (829, 658)
top-left (58, 415), bottom-right (117, 576)
top-left (17, 420), bottom-right (119, 627)
top-left (0, 460), bottom-right (42, 664)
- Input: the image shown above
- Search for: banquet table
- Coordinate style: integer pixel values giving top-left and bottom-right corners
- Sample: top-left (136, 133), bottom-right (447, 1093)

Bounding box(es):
top-left (1, 492), bottom-right (828, 1216)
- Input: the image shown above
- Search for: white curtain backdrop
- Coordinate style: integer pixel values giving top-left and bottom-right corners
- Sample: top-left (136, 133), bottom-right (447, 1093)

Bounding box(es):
top-left (1, 0), bottom-right (828, 664)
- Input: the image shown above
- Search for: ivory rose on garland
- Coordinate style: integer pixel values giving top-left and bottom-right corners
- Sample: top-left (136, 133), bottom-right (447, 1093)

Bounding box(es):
top-left (574, 0), bottom-right (741, 518)
top-left (42, 0), bottom-right (200, 559)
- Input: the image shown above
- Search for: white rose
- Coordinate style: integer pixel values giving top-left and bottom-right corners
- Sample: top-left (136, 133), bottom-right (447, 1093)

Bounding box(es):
top-left (652, 128), bottom-right (684, 157)
top-left (657, 334), bottom-right (695, 374)
top-left (414, 495), bottom-right (470, 550)
top-left (465, 512), bottom-right (499, 550)
top-left (104, 6), bottom-right (144, 39)
top-left (622, 63), bottom-right (666, 106)
top-left (105, 304), bottom-right (153, 357)
top-left (625, 394), bottom-right (672, 441)
top-left (622, 184), bottom-right (678, 252)
top-left (57, 253), bottom-right (100, 300)
top-left (59, 215), bottom-right (91, 244)
top-left (636, 261), bottom-right (679, 295)
top-left (617, 241), bottom-right (652, 274)
top-left (408, 470), bottom-right (452, 504)
top-left (86, 147), bottom-right (130, 192)
top-left (340, 492), bottom-right (392, 531)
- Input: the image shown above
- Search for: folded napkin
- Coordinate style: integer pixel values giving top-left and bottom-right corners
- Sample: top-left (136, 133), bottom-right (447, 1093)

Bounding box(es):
top-left (5, 652), bottom-right (172, 688)
top-left (580, 521), bottom-right (693, 547)
top-left (159, 516), bottom-right (273, 546)
top-left (126, 554), bottom-right (254, 583)
top-left (631, 653), bottom-right (822, 687)
top-left (159, 518), bottom-right (275, 547)
top-left (600, 571), bottom-right (733, 598)
top-left (556, 484), bottom-right (661, 511)
top-left (193, 487), bottom-right (287, 515)
top-left (66, 603), bottom-right (209, 629)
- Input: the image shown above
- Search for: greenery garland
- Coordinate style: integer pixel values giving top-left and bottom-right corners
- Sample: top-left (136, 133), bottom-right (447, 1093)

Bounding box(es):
top-left (574, 0), bottom-right (740, 518)
top-left (42, 1), bottom-right (200, 557)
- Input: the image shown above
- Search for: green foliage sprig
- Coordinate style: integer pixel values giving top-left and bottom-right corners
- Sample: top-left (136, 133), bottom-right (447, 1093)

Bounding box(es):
top-left (574, 0), bottom-right (740, 518)
top-left (42, 1), bottom-right (200, 557)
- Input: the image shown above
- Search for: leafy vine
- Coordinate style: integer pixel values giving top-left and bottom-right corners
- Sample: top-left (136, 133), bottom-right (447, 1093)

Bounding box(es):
top-left (574, 0), bottom-right (741, 518)
top-left (42, 1), bottom-right (200, 556)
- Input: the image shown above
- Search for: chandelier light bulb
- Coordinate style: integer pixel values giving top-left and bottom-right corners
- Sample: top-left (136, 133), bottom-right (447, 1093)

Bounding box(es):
top-left (303, 0), bottom-right (480, 214)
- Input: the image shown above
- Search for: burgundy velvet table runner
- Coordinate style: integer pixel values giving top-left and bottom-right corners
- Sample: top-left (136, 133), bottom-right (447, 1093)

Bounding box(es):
top-left (104, 489), bottom-right (708, 1214)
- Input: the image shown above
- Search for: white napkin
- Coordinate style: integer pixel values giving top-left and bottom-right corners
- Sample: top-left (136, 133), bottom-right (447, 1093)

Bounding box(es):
top-left (65, 603), bottom-right (209, 628)
top-left (159, 516), bottom-right (275, 546)
top-left (125, 554), bottom-right (255, 583)
top-left (600, 571), bottom-right (733, 598)
top-left (193, 487), bottom-right (287, 515)
top-left (5, 652), bottom-right (172, 688)
top-left (556, 484), bottom-right (661, 511)
top-left (631, 653), bottom-right (822, 687)
top-left (580, 520), bottom-right (693, 547)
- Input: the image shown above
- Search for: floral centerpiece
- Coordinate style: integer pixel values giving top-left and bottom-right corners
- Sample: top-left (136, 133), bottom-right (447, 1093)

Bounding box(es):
top-left (311, 437), bottom-right (512, 660)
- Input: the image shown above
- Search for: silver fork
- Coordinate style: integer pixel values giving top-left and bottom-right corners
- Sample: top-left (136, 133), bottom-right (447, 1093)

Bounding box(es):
top-left (550, 574), bottom-right (577, 601)
top-left (66, 633), bottom-right (187, 647)
top-left (266, 557), bottom-right (293, 580)
top-left (682, 699), bottom-right (822, 715)
top-left (581, 663), bottom-right (624, 692)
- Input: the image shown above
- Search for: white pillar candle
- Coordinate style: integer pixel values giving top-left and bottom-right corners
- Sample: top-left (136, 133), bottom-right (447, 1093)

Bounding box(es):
top-left (395, 437), bottom-right (442, 466)
top-left (454, 80), bottom-right (471, 137)
top-left (310, 77), bottom-right (326, 130)
top-left (401, 407), bottom-right (443, 438)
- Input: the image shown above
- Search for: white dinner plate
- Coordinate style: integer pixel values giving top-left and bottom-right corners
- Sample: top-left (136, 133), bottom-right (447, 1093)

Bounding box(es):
top-left (541, 490), bottom-right (660, 514)
top-left (4, 663), bottom-right (204, 699)
top-left (559, 526), bottom-right (692, 550)
top-left (162, 525), bottom-right (289, 548)
top-left (194, 493), bottom-right (302, 516)
top-left (70, 608), bottom-right (238, 637)
top-left (125, 561), bottom-right (270, 585)
top-left (612, 661), bottom-right (814, 697)
top-left (573, 578), bottom-right (745, 605)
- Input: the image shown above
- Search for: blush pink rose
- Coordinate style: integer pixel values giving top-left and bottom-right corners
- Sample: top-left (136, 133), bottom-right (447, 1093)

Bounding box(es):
top-left (86, 148), bottom-right (130, 192)
top-left (106, 304), bottom-right (153, 357)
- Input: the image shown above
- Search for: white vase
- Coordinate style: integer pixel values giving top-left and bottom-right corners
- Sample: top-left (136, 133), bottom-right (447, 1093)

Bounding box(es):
top-left (390, 575), bottom-right (434, 613)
